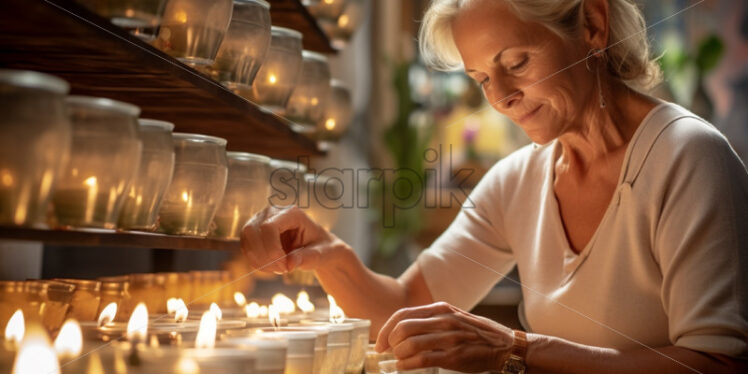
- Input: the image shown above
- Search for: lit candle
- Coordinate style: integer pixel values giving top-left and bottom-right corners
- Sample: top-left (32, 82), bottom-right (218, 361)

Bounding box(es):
top-left (296, 291), bottom-right (315, 314)
top-left (12, 323), bottom-right (60, 374)
top-left (83, 177), bottom-right (98, 223)
top-left (53, 319), bottom-right (83, 359)
top-left (233, 292), bottom-right (247, 308)
top-left (195, 311), bottom-right (217, 349)
top-left (4, 310), bottom-right (24, 350)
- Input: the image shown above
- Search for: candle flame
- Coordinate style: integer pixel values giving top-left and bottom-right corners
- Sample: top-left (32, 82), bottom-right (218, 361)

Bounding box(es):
top-left (4, 309), bottom-right (24, 347)
top-left (338, 14), bottom-right (350, 27)
top-left (296, 291), bottom-right (315, 313)
top-left (271, 293), bottom-right (296, 314)
top-left (176, 357), bottom-right (201, 374)
top-left (127, 303), bottom-right (148, 342)
top-left (149, 335), bottom-right (160, 348)
top-left (268, 304), bottom-right (280, 331)
top-left (328, 295), bottom-right (345, 324)
top-left (97, 303), bottom-right (117, 327)
top-left (12, 323), bottom-right (60, 374)
top-left (84, 176), bottom-right (97, 187)
top-left (53, 319), bottom-right (82, 358)
top-left (245, 302), bottom-right (261, 318)
top-left (181, 191), bottom-right (190, 202)
top-left (167, 298), bottom-right (179, 314)
top-left (209, 303), bottom-right (222, 321)
top-left (259, 305), bottom-right (268, 317)
top-left (233, 292), bottom-right (247, 307)
top-left (325, 118), bottom-right (336, 131)
top-left (195, 311), bottom-right (217, 349)
top-left (175, 299), bottom-right (188, 323)
top-left (268, 74), bottom-right (277, 84)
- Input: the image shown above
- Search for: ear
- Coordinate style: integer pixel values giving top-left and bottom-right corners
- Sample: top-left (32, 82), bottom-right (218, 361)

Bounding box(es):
top-left (582, 0), bottom-right (610, 50)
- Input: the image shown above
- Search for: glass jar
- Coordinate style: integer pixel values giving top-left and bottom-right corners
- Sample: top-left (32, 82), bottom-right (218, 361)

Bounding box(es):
top-left (378, 360), bottom-right (437, 374)
top-left (250, 26), bottom-right (304, 112)
top-left (365, 343), bottom-right (394, 374)
top-left (344, 318), bottom-right (371, 374)
top-left (98, 276), bottom-right (131, 322)
top-left (160, 272), bottom-right (180, 299)
top-left (0, 281), bottom-right (26, 329)
top-left (189, 270), bottom-right (206, 306)
top-left (158, 133), bottom-right (228, 236)
top-left (304, 173), bottom-right (342, 231)
top-left (286, 51), bottom-right (332, 134)
top-left (52, 96), bottom-right (142, 229)
top-left (0, 70), bottom-right (71, 227)
top-left (24, 280), bottom-right (75, 333)
top-left (118, 119), bottom-right (175, 231)
top-left (318, 0), bottom-right (365, 49)
top-left (298, 321), bottom-right (353, 374)
top-left (177, 272), bottom-right (193, 303)
top-left (317, 80), bottom-right (353, 143)
top-left (211, 152), bottom-right (270, 239)
top-left (155, 0), bottom-right (234, 65)
top-left (268, 159), bottom-right (307, 209)
top-left (76, 0), bottom-right (169, 41)
top-left (128, 273), bottom-right (165, 314)
top-left (303, 0), bottom-right (349, 21)
top-left (207, 0), bottom-right (271, 97)
top-left (54, 278), bottom-right (101, 322)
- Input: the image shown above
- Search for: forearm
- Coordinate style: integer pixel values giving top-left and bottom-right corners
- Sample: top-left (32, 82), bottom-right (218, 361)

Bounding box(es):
top-left (314, 244), bottom-right (417, 333)
top-left (526, 334), bottom-right (742, 374)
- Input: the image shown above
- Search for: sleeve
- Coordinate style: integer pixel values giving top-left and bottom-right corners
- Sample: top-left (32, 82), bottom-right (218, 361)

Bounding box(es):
top-left (653, 120), bottom-right (748, 358)
top-left (416, 161), bottom-right (516, 311)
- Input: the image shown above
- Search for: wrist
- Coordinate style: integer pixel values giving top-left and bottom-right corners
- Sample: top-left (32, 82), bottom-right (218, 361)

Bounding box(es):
top-left (498, 329), bottom-right (528, 374)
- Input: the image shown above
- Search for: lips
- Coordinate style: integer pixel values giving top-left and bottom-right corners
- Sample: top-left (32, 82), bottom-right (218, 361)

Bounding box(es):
top-left (518, 105), bottom-right (542, 123)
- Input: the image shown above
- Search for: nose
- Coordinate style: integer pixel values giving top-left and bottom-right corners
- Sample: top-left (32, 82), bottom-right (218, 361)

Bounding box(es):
top-left (484, 79), bottom-right (522, 111)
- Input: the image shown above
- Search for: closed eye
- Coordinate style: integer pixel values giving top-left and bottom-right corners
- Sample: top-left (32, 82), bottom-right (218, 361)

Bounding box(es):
top-left (509, 56), bottom-right (529, 71)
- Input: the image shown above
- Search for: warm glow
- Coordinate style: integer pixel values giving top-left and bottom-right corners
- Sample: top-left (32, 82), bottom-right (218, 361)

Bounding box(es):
top-left (268, 74), bottom-right (278, 84)
top-left (310, 97), bottom-right (319, 106)
top-left (271, 293), bottom-right (296, 314)
top-left (84, 176), bottom-right (97, 187)
top-left (149, 335), bottom-right (160, 348)
top-left (328, 295), bottom-right (345, 324)
top-left (5, 309), bottom-right (24, 347)
top-left (268, 305), bottom-right (280, 331)
top-left (53, 319), bottom-right (82, 358)
top-left (209, 303), bottom-right (222, 321)
top-left (125, 9), bottom-right (134, 17)
top-left (259, 305), bottom-right (268, 317)
top-left (98, 303), bottom-right (117, 327)
top-left (296, 291), bottom-right (315, 313)
top-left (86, 351), bottom-right (105, 374)
top-left (181, 191), bottom-right (190, 202)
top-left (245, 302), bottom-right (261, 318)
top-left (234, 292), bottom-right (247, 307)
top-left (195, 311), bottom-right (217, 349)
top-left (167, 298), bottom-right (179, 314)
top-left (325, 118), bottom-right (336, 131)
top-left (175, 299), bottom-right (188, 323)
top-left (338, 14), bottom-right (350, 27)
top-left (175, 10), bottom-right (188, 23)
top-left (176, 357), bottom-right (200, 374)
top-left (323, 0), bottom-right (334, 4)
top-left (1, 169), bottom-right (13, 187)
top-left (127, 303), bottom-right (148, 342)
top-left (12, 324), bottom-right (60, 374)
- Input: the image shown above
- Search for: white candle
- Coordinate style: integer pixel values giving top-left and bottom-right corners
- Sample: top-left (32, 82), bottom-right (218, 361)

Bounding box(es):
top-left (83, 177), bottom-right (98, 223)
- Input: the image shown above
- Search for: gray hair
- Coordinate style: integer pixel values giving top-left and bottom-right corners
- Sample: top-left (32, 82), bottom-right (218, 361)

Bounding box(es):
top-left (419, 0), bottom-right (662, 90)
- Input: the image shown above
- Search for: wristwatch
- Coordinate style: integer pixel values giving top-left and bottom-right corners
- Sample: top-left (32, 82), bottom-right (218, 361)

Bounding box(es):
top-left (500, 329), bottom-right (528, 374)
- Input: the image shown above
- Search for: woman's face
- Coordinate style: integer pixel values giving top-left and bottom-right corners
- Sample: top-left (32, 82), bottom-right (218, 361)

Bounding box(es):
top-left (452, 0), bottom-right (595, 144)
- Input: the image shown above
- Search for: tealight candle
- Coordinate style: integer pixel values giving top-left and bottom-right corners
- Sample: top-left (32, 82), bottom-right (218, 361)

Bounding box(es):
top-left (378, 359), bottom-right (438, 374)
top-left (295, 321), bottom-right (354, 374)
top-left (218, 335), bottom-right (288, 374)
top-left (250, 27), bottom-right (304, 112)
top-left (258, 327), bottom-right (328, 374)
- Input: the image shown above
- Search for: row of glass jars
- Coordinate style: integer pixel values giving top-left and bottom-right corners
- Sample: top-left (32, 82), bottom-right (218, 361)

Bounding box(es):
top-left (76, 0), bottom-right (354, 141)
top-left (0, 69), bottom-right (344, 237)
top-left (0, 271), bottom-right (238, 331)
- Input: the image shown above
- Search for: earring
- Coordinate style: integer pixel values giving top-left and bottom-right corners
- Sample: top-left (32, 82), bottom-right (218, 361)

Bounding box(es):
top-left (585, 48), bottom-right (606, 109)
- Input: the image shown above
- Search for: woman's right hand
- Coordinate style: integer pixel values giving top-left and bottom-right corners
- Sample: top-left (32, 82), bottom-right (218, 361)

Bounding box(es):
top-left (240, 205), bottom-right (348, 274)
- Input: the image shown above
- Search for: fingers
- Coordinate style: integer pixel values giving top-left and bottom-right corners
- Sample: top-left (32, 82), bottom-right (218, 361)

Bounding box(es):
top-left (241, 206), bottom-right (290, 273)
top-left (286, 244), bottom-right (323, 271)
top-left (375, 302), bottom-right (456, 352)
top-left (392, 330), bottom-right (477, 360)
top-left (388, 315), bottom-right (469, 351)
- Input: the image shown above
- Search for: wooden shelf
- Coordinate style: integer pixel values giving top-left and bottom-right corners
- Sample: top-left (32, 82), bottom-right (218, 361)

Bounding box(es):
top-left (268, 0), bottom-right (338, 54)
top-left (0, 0), bottom-right (326, 159)
top-left (0, 226), bottom-right (240, 251)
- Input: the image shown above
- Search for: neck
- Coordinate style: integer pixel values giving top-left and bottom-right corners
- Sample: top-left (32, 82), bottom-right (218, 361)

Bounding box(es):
top-left (556, 80), bottom-right (651, 172)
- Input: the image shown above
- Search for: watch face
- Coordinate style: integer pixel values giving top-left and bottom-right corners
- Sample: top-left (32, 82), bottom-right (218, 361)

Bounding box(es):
top-left (502, 358), bottom-right (526, 374)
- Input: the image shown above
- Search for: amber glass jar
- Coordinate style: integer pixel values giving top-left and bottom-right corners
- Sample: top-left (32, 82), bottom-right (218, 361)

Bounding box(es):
top-left (24, 280), bottom-right (75, 332)
top-left (55, 278), bottom-right (101, 321)
top-left (98, 276), bottom-right (131, 322)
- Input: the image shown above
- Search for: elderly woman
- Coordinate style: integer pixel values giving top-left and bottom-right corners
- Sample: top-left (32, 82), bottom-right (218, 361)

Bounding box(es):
top-left (241, 0), bottom-right (748, 372)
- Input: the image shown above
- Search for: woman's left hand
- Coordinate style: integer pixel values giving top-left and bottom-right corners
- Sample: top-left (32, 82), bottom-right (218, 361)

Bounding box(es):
top-left (375, 302), bottom-right (515, 372)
